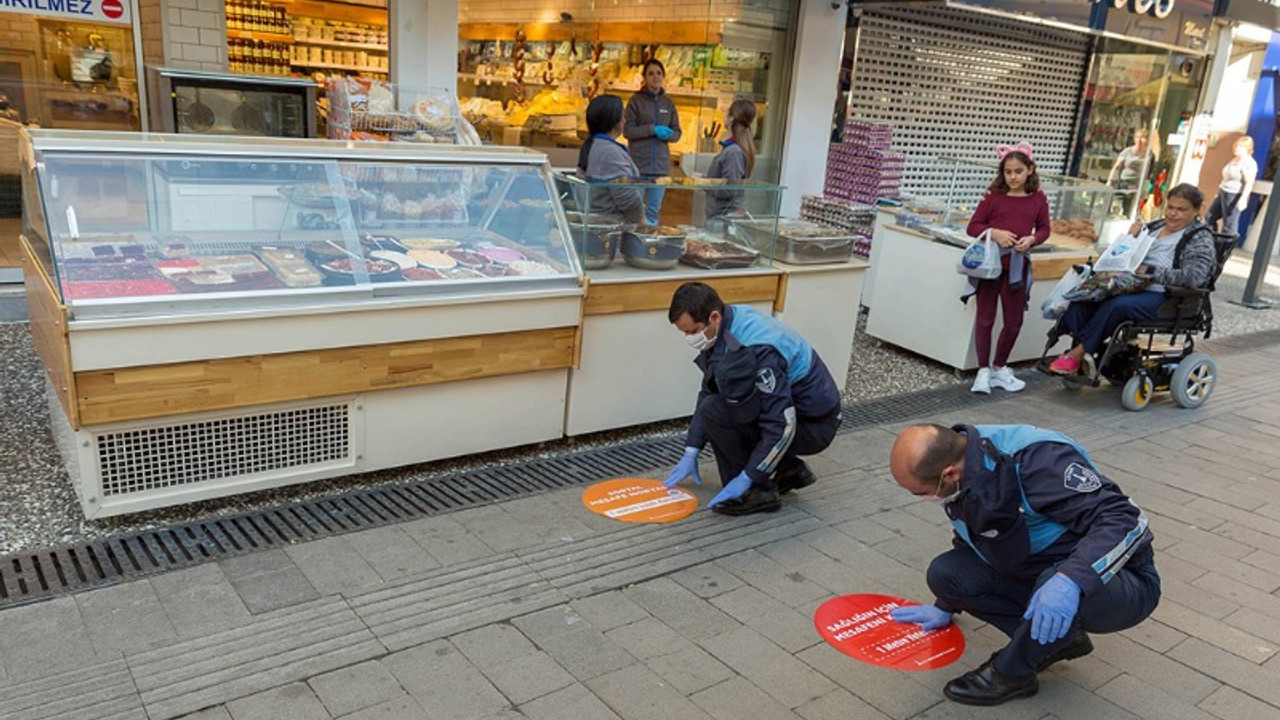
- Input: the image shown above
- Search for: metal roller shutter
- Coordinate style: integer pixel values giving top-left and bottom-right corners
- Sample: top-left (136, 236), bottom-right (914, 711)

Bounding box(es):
top-left (847, 5), bottom-right (1091, 201)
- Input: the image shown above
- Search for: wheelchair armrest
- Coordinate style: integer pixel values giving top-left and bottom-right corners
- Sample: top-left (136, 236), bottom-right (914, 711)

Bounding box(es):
top-left (1164, 285), bottom-right (1209, 299)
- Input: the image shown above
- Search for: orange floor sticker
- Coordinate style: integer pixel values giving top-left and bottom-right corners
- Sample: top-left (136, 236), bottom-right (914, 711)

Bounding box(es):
top-left (814, 594), bottom-right (965, 671)
top-left (582, 478), bottom-right (698, 524)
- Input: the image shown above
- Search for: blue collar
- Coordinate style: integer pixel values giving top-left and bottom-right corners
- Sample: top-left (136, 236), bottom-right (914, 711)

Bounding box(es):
top-left (719, 138), bottom-right (735, 148)
top-left (593, 133), bottom-right (627, 149)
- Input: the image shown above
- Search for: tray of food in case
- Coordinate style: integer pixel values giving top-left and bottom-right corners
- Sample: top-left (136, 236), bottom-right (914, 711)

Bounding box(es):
top-left (731, 218), bottom-right (855, 264)
top-left (156, 255), bottom-right (286, 293)
top-left (621, 225), bottom-right (687, 270)
top-left (256, 246), bottom-right (323, 287)
top-left (317, 257), bottom-right (403, 285)
top-left (680, 237), bottom-right (760, 270)
top-left (565, 212), bottom-right (620, 270)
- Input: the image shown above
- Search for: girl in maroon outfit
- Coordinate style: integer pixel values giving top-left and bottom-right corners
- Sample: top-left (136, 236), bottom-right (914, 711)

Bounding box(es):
top-left (965, 146), bottom-right (1051, 394)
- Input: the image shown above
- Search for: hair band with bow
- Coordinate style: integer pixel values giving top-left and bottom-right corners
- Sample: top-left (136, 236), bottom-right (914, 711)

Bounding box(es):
top-left (996, 141), bottom-right (1034, 161)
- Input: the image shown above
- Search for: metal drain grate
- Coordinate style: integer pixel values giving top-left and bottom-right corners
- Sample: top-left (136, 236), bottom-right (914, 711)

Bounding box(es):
top-left (0, 331), bottom-right (1256, 607)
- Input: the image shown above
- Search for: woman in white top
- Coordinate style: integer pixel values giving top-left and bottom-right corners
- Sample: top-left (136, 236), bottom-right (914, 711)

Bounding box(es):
top-left (1205, 136), bottom-right (1258, 238)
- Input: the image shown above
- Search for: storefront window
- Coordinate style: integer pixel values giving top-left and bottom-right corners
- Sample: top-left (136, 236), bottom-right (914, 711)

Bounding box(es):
top-left (456, 0), bottom-right (795, 186)
top-left (0, 14), bottom-right (140, 131)
top-left (1074, 38), bottom-right (1205, 226)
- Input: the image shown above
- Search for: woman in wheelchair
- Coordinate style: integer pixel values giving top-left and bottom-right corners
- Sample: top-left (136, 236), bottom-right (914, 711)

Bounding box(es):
top-left (1048, 184), bottom-right (1217, 376)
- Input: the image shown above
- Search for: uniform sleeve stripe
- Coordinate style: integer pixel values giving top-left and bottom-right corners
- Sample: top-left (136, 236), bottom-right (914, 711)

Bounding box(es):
top-left (1091, 510), bottom-right (1149, 582)
top-left (757, 406), bottom-right (796, 476)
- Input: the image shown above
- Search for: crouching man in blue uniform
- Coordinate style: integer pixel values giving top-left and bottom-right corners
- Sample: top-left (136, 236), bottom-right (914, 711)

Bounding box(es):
top-left (663, 282), bottom-right (842, 515)
top-left (887, 423), bottom-right (1161, 705)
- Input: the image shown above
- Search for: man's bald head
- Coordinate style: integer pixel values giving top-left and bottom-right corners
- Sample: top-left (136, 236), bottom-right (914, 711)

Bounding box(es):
top-left (890, 424), bottom-right (966, 495)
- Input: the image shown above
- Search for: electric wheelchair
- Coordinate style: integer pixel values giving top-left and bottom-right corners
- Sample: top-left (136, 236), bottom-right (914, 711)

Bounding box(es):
top-left (1037, 232), bottom-right (1237, 411)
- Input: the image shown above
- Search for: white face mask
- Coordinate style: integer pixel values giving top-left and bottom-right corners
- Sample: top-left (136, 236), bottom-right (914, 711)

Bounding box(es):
top-left (685, 327), bottom-right (715, 352)
top-left (925, 489), bottom-right (961, 504)
top-left (924, 475), bottom-right (960, 504)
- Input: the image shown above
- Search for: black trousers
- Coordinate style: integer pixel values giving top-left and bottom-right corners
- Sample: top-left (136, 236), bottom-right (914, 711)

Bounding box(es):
top-left (695, 393), bottom-right (839, 492)
top-left (926, 545), bottom-right (1161, 676)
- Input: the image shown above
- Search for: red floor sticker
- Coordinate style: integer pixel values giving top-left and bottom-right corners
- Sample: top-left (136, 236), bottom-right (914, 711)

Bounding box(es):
top-left (814, 594), bottom-right (965, 671)
top-left (582, 478), bottom-right (698, 523)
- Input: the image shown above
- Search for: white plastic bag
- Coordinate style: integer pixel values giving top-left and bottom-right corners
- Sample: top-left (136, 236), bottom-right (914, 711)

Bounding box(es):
top-left (1093, 232), bottom-right (1154, 273)
top-left (956, 229), bottom-right (1003, 280)
top-left (1041, 264), bottom-right (1092, 320)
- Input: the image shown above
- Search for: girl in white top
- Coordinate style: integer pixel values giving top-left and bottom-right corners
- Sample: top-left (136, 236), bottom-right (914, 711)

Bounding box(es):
top-left (1205, 136), bottom-right (1258, 238)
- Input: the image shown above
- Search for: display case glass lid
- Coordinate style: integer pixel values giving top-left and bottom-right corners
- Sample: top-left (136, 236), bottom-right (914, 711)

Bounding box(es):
top-left (22, 130), bottom-right (579, 320)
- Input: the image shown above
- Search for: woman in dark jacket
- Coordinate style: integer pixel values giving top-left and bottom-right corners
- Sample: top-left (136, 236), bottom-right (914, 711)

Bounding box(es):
top-left (1049, 183), bottom-right (1217, 376)
top-left (624, 59), bottom-right (681, 224)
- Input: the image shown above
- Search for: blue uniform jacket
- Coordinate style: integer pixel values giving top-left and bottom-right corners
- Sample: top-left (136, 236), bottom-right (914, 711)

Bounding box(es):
top-left (685, 305), bottom-right (841, 483)
top-left (943, 424), bottom-right (1153, 602)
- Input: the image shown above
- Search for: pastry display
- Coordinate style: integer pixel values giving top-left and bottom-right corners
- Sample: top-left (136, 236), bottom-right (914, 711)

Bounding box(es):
top-left (369, 250), bottom-right (418, 269)
top-left (680, 238), bottom-right (759, 270)
top-left (319, 257), bottom-right (403, 284)
top-left (507, 260), bottom-right (557, 276)
top-left (1049, 218), bottom-right (1099, 245)
top-left (408, 249), bottom-right (457, 270)
top-left (257, 246), bottom-right (323, 287)
top-left (479, 246), bottom-right (526, 264)
top-left (328, 77), bottom-right (464, 144)
top-left (157, 255), bottom-right (285, 294)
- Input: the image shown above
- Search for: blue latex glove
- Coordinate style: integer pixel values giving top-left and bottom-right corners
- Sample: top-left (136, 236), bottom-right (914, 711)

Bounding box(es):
top-left (708, 471), bottom-right (752, 508)
top-left (1023, 573), bottom-right (1081, 644)
top-left (654, 125), bottom-right (674, 141)
top-left (663, 447), bottom-right (703, 488)
top-left (889, 604), bottom-right (953, 631)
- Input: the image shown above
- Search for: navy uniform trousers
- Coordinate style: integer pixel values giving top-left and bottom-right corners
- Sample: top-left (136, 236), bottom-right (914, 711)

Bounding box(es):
top-left (927, 545), bottom-right (1161, 676)
top-left (696, 394), bottom-right (839, 493)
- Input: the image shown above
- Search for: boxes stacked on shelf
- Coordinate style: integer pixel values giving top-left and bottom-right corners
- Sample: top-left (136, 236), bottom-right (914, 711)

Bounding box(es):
top-left (800, 195), bottom-right (876, 258)
top-left (823, 121), bottom-right (904, 206)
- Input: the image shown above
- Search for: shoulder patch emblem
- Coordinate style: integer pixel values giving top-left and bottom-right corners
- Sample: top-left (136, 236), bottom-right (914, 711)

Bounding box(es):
top-left (756, 367), bottom-right (777, 394)
top-left (1063, 462), bottom-right (1102, 493)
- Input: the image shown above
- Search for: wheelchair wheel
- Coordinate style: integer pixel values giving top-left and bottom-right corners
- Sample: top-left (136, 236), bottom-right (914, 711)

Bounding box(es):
top-left (1170, 352), bottom-right (1217, 409)
top-left (1121, 375), bottom-right (1153, 411)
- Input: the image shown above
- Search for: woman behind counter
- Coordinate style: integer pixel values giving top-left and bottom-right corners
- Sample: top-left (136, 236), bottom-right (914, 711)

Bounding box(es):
top-left (704, 99), bottom-right (756, 219)
top-left (577, 94), bottom-right (646, 225)
top-left (624, 59), bottom-right (682, 225)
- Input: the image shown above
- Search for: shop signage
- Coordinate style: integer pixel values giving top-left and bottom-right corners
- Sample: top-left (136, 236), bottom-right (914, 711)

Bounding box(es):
top-left (0, 0), bottom-right (132, 25)
top-left (813, 594), bottom-right (966, 671)
top-left (852, 0), bottom-right (1212, 51)
top-left (1213, 0), bottom-right (1280, 28)
top-left (581, 478), bottom-right (698, 524)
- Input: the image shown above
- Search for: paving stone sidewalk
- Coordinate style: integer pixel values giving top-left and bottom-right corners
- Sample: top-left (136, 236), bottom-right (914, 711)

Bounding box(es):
top-left (4, 339), bottom-right (1280, 720)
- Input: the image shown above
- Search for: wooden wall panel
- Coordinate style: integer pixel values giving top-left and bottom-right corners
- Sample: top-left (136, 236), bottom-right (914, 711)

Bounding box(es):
top-left (21, 236), bottom-right (77, 428)
top-left (75, 326), bottom-right (576, 425)
top-left (1032, 252), bottom-right (1093, 281)
top-left (584, 274), bottom-right (779, 316)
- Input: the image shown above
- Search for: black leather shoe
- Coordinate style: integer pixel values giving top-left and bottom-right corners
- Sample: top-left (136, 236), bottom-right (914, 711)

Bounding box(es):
top-left (711, 487), bottom-right (781, 516)
top-left (776, 461), bottom-right (817, 495)
top-left (1037, 632), bottom-right (1093, 672)
top-left (943, 658), bottom-right (1038, 706)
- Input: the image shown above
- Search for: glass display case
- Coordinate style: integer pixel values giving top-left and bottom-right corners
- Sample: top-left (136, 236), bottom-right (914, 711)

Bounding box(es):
top-left (900, 157), bottom-right (1113, 252)
top-left (554, 174), bottom-right (781, 274)
top-left (21, 130), bottom-right (579, 320)
top-left (150, 68), bottom-right (319, 138)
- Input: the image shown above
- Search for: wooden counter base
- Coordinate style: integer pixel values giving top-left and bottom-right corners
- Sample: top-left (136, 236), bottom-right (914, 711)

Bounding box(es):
top-left (76, 326), bottom-right (577, 426)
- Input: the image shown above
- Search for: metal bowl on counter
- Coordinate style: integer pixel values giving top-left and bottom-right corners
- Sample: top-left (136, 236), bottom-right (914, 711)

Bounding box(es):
top-left (565, 211), bottom-right (621, 270)
top-left (620, 224), bottom-right (687, 270)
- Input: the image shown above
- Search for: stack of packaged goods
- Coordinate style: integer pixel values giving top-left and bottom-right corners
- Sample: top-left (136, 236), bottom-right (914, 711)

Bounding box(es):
top-left (808, 121), bottom-right (903, 258)
top-left (799, 195), bottom-right (876, 258)
top-left (823, 122), bottom-right (904, 204)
